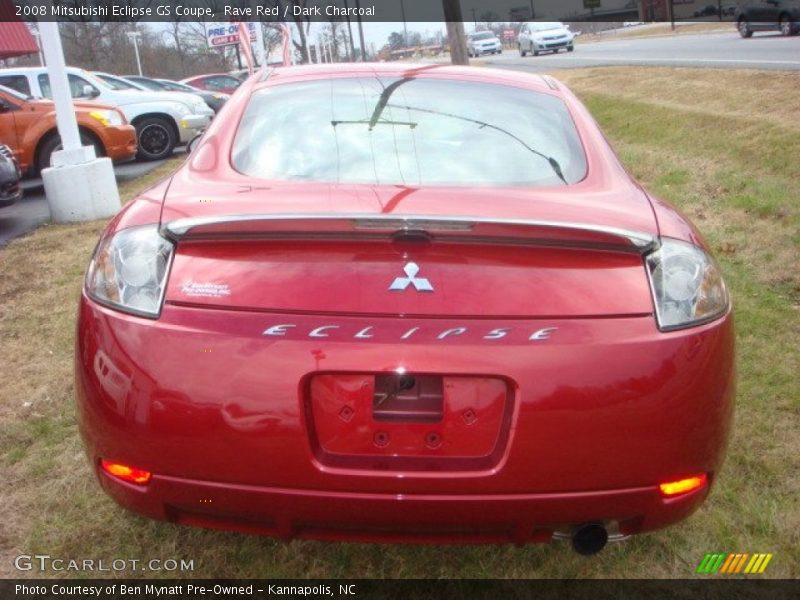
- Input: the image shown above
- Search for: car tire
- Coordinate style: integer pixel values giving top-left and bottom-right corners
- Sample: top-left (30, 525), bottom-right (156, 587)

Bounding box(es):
top-left (532, 43), bottom-right (539, 56)
top-left (738, 18), bottom-right (753, 38)
top-left (779, 15), bottom-right (794, 36)
top-left (567, 45), bottom-right (574, 52)
top-left (36, 131), bottom-right (104, 174)
top-left (553, 48), bottom-right (560, 53)
top-left (519, 44), bottom-right (527, 57)
top-left (135, 116), bottom-right (176, 161)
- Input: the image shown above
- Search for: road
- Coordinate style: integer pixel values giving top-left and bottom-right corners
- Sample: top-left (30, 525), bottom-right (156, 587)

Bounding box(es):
top-left (0, 159), bottom-right (167, 247)
top-left (481, 31), bottom-right (800, 72)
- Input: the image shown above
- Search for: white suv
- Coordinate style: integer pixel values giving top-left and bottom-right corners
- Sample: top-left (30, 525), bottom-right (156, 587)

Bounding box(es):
top-left (517, 22), bottom-right (575, 56)
top-left (0, 67), bottom-right (213, 160)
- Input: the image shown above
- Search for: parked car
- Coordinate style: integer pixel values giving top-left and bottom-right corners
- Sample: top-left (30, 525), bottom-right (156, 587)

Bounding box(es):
top-left (180, 73), bottom-right (242, 95)
top-left (127, 76), bottom-right (229, 114)
top-left (0, 67), bottom-right (213, 160)
top-left (0, 84), bottom-right (136, 175)
top-left (736, 0), bottom-right (800, 36)
top-left (0, 144), bottom-right (21, 207)
top-left (721, 4), bottom-right (737, 17)
top-left (93, 72), bottom-right (214, 119)
top-left (467, 31), bottom-right (503, 57)
top-left (518, 22), bottom-right (575, 56)
top-left (77, 63), bottom-right (733, 554)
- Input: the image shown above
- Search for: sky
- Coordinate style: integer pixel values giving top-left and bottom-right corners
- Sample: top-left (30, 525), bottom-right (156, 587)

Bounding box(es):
top-left (149, 21), bottom-right (451, 58)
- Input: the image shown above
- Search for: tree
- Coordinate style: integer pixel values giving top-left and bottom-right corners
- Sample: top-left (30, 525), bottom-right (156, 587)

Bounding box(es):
top-left (387, 31), bottom-right (405, 50)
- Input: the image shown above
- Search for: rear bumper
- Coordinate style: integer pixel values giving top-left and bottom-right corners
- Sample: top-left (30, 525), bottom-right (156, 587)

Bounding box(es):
top-left (98, 467), bottom-right (710, 544)
top-left (76, 297), bottom-right (735, 542)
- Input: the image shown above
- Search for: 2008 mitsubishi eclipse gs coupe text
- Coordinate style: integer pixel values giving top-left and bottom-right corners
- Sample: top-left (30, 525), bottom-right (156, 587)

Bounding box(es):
top-left (76, 64), bottom-right (734, 555)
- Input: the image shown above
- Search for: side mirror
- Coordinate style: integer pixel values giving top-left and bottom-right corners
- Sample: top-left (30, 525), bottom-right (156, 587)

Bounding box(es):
top-left (82, 85), bottom-right (99, 98)
top-left (0, 98), bottom-right (10, 112)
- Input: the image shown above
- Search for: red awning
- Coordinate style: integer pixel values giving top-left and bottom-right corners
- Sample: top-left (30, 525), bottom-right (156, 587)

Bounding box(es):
top-left (0, 1), bottom-right (38, 60)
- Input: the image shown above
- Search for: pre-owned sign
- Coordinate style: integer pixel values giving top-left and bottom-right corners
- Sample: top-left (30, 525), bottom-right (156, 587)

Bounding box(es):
top-left (205, 22), bottom-right (256, 48)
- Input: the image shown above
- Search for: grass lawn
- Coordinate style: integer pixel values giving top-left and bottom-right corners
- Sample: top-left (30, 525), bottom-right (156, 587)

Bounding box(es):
top-left (0, 67), bottom-right (798, 579)
top-left (576, 22), bottom-right (734, 44)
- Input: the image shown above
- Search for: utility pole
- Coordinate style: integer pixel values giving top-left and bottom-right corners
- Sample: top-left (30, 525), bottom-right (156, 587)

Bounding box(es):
top-left (442, 0), bottom-right (468, 65)
top-left (343, 0), bottom-right (356, 61)
top-left (355, 0), bottom-right (367, 60)
top-left (400, 0), bottom-right (409, 47)
top-left (126, 30), bottom-right (142, 76)
top-left (529, 0), bottom-right (536, 19)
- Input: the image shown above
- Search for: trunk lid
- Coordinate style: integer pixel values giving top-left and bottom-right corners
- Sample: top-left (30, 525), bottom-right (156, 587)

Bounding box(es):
top-left (161, 177), bottom-right (657, 318)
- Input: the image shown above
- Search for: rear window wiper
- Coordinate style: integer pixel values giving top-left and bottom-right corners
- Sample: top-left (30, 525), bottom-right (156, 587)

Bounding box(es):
top-left (331, 119), bottom-right (417, 130)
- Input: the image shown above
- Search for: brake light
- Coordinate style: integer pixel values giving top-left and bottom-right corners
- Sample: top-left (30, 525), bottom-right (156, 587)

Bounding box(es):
top-left (100, 459), bottom-right (152, 485)
top-left (659, 474), bottom-right (707, 497)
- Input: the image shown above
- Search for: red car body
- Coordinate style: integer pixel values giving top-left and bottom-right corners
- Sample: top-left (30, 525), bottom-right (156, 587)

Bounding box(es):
top-left (76, 64), bottom-right (734, 551)
top-left (179, 73), bottom-right (242, 95)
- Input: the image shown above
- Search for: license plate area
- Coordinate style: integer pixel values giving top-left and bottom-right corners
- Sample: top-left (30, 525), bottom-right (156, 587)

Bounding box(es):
top-left (307, 372), bottom-right (513, 471)
top-left (372, 373), bottom-right (443, 423)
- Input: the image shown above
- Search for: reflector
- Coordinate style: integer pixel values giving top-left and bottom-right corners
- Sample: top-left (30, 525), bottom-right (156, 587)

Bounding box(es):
top-left (659, 474), bottom-right (707, 497)
top-left (100, 459), bottom-right (151, 485)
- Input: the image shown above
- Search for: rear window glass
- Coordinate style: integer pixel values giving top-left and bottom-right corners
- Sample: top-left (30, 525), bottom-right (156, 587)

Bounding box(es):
top-left (232, 77), bottom-right (586, 187)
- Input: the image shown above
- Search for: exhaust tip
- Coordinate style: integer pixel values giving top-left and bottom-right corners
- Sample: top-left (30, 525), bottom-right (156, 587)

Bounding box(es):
top-left (571, 523), bottom-right (609, 556)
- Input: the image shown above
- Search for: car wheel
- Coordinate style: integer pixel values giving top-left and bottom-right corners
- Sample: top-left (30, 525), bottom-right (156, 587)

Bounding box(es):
top-left (532, 43), bottom-right (539, 56)
top-left (553, 48), bottom-right (560, 53)
top-left (36, 132), bottom-right (104, 174)
top-left (519, 44), bottom-right (527, 57)
top-left (135, 116), bottom-right (176, 161)
top-left (567, 45), bottom-right (574, 52)
top-left (779, 15), bottom-right (794, 36)
top-left (738, 18), bottom-right (753, 38)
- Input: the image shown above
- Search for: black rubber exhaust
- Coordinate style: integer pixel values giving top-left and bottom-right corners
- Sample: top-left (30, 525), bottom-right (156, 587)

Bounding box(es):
top-left (571, 523), bottom-right (609, 555)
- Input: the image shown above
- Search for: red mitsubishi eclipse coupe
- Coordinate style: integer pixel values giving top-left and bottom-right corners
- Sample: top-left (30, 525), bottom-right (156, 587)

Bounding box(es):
top-left (76, 64), bottom-right (734, 554)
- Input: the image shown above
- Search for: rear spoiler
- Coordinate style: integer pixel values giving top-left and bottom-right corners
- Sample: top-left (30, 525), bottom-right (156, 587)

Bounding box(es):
top-left (161, 214), bottom-right (657, 253)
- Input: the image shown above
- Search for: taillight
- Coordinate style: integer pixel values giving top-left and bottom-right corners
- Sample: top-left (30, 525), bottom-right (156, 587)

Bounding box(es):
top-left (645, 238), bottom-right (728, 331)
top-left (86, 224), bottom-right (174, 318)
top-left (100, 459), bottom-right (152, 485)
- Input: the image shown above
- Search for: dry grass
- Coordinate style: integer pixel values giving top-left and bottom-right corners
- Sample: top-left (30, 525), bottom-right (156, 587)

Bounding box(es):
top-left (0, 69), bottom-right (798, 579)
top-left (578, 22), bottom-right (733, 44)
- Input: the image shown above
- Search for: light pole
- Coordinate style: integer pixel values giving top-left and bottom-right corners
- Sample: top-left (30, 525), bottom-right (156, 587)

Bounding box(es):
top-left (126, 31), bottom-right (143, 76)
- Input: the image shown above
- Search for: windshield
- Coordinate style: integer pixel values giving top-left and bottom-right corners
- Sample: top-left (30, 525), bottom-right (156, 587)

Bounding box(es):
top-left (233, 77), bottom-right (586, 187)
top-left (470, 32), bottom-right (496, 41)
top-left (129, 77), bottom-right (166, 91)
top-left (157, 80), bottom-right (192, 92)
top-left (530, 22), bottom-right (564, 32)
top-left (95, 74), bottom-right (140, 91)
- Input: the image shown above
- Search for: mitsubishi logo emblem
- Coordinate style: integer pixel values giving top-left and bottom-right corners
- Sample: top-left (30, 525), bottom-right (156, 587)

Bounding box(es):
top-left (389, 262), bottom-right (434, 292)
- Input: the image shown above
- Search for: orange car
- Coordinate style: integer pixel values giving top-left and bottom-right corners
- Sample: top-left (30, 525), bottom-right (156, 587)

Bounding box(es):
top-left (0, 84), bottom-right (137, 175)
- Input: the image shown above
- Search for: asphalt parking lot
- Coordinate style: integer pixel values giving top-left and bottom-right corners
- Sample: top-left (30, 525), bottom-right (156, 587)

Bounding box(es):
top-left (0, 157), bottom-right (171, 246)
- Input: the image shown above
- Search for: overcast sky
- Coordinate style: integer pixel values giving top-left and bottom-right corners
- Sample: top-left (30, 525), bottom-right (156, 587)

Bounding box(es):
top-left (149, 21), bottom-right (451, 57)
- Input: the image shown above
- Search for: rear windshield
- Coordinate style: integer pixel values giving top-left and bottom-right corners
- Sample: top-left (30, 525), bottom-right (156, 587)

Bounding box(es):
top-left (232, 77), bottom-right (586, 187)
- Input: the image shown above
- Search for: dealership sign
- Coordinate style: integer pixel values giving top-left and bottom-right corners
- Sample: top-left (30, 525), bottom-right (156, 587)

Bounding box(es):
top-left (205, 22), bottom-right (256, 48)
